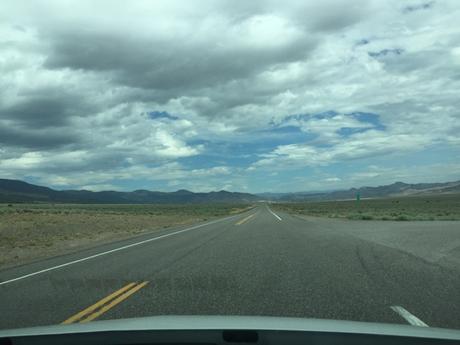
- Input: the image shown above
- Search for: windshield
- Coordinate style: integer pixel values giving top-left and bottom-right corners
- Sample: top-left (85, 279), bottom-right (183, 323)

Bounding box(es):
top-left (1, 0), bottom-right (460, 332)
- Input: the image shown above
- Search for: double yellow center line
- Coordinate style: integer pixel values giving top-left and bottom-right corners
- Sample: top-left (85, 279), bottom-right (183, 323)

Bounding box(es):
top-left (62, 281), bottom-right (148, 324)
top-left (235, 213), bottom-right (256, 225)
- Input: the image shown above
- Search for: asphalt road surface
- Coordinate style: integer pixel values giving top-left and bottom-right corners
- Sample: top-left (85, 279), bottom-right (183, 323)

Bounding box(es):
top-left (1, 205), bottom-right (459, 330)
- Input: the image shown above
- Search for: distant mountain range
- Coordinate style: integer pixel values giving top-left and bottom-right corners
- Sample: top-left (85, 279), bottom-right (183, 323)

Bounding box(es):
top-left (0, 178), bottom-right (459, 204)
top-left (0, 179), bottom-right (258, 204)
top-left (261, 180), bottom-right (460, 202)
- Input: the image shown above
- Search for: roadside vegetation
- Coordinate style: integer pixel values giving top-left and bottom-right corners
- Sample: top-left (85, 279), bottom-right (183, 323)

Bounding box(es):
top-left (272, 194), bottom-right (460, 221)
top-left (0, 203), bottom-right (253, 269)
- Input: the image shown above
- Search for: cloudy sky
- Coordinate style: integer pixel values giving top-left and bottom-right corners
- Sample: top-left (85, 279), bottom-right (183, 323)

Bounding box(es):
top-left (1, 0), bottom-right (459, 193)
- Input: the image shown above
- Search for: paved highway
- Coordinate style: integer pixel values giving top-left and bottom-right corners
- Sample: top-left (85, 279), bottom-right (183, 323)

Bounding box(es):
top-left (1, 205), bottom-right (459, 330)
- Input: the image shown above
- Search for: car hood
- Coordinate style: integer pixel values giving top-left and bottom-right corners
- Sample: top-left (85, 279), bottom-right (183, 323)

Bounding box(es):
top-left (0, 315), bottom-right (460, 340)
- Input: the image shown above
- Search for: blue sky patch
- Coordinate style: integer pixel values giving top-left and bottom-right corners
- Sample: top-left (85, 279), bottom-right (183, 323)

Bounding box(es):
top-left (349, 112), bottom-right (386, 131)
top-left (337, 113), bottom-right (385, 138)
top-left (148, 111), bottom-right (179, 120)
top-left (184, 127), bottom-right (313, 168)
top-left (337, 127), bottom-right (370, 136)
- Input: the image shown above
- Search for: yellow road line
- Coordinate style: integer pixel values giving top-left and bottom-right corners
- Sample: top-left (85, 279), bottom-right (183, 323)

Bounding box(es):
top-left (80, 281), bottom-right (149, 323)
top-left (235, 213), bottom-right (256, 225)
top-left (62, 281), bottom-right (147, 324)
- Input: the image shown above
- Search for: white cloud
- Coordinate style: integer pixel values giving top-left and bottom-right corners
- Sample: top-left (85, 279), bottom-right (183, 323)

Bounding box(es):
top-left (0, 151), bottom-right (44, 169)
top-left (80, 184), bottom-right (120, 192)
top-left (1, 0), bottom-right (459, 191)
top-left (324, 177), bottom-right (341, 182)
top-left (253, 130), bottom-right (433, 169)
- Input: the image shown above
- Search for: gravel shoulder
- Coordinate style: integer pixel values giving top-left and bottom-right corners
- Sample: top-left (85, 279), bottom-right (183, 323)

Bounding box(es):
top-left (288, 213), bottom-right (460, 270)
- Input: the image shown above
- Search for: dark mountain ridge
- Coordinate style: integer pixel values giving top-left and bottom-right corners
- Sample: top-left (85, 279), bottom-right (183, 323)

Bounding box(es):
top-left (0, 179), bottom-right (258, 204)
top-left (267, 180), bottom-right (460, 202)
top-left (1, 178), bottom-right (459, 204)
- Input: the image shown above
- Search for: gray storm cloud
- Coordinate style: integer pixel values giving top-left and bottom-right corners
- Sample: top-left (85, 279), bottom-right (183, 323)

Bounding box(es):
top-left (0, 0), bottom-right (459, 191)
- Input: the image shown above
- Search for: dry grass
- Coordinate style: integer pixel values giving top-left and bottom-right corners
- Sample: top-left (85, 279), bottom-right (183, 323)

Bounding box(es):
top-left (0, 203), bottom-right (253, 269)
top-left (272, 194), bottom-right (460, 221)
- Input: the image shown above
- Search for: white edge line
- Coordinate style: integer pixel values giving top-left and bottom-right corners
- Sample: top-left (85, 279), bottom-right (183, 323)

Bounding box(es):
top-left (0, 214), bottom-right (241, 286)
top-left (266, 206), bottom-right (282, 221)
top-left (390, 305), bottom-right (429, 327)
